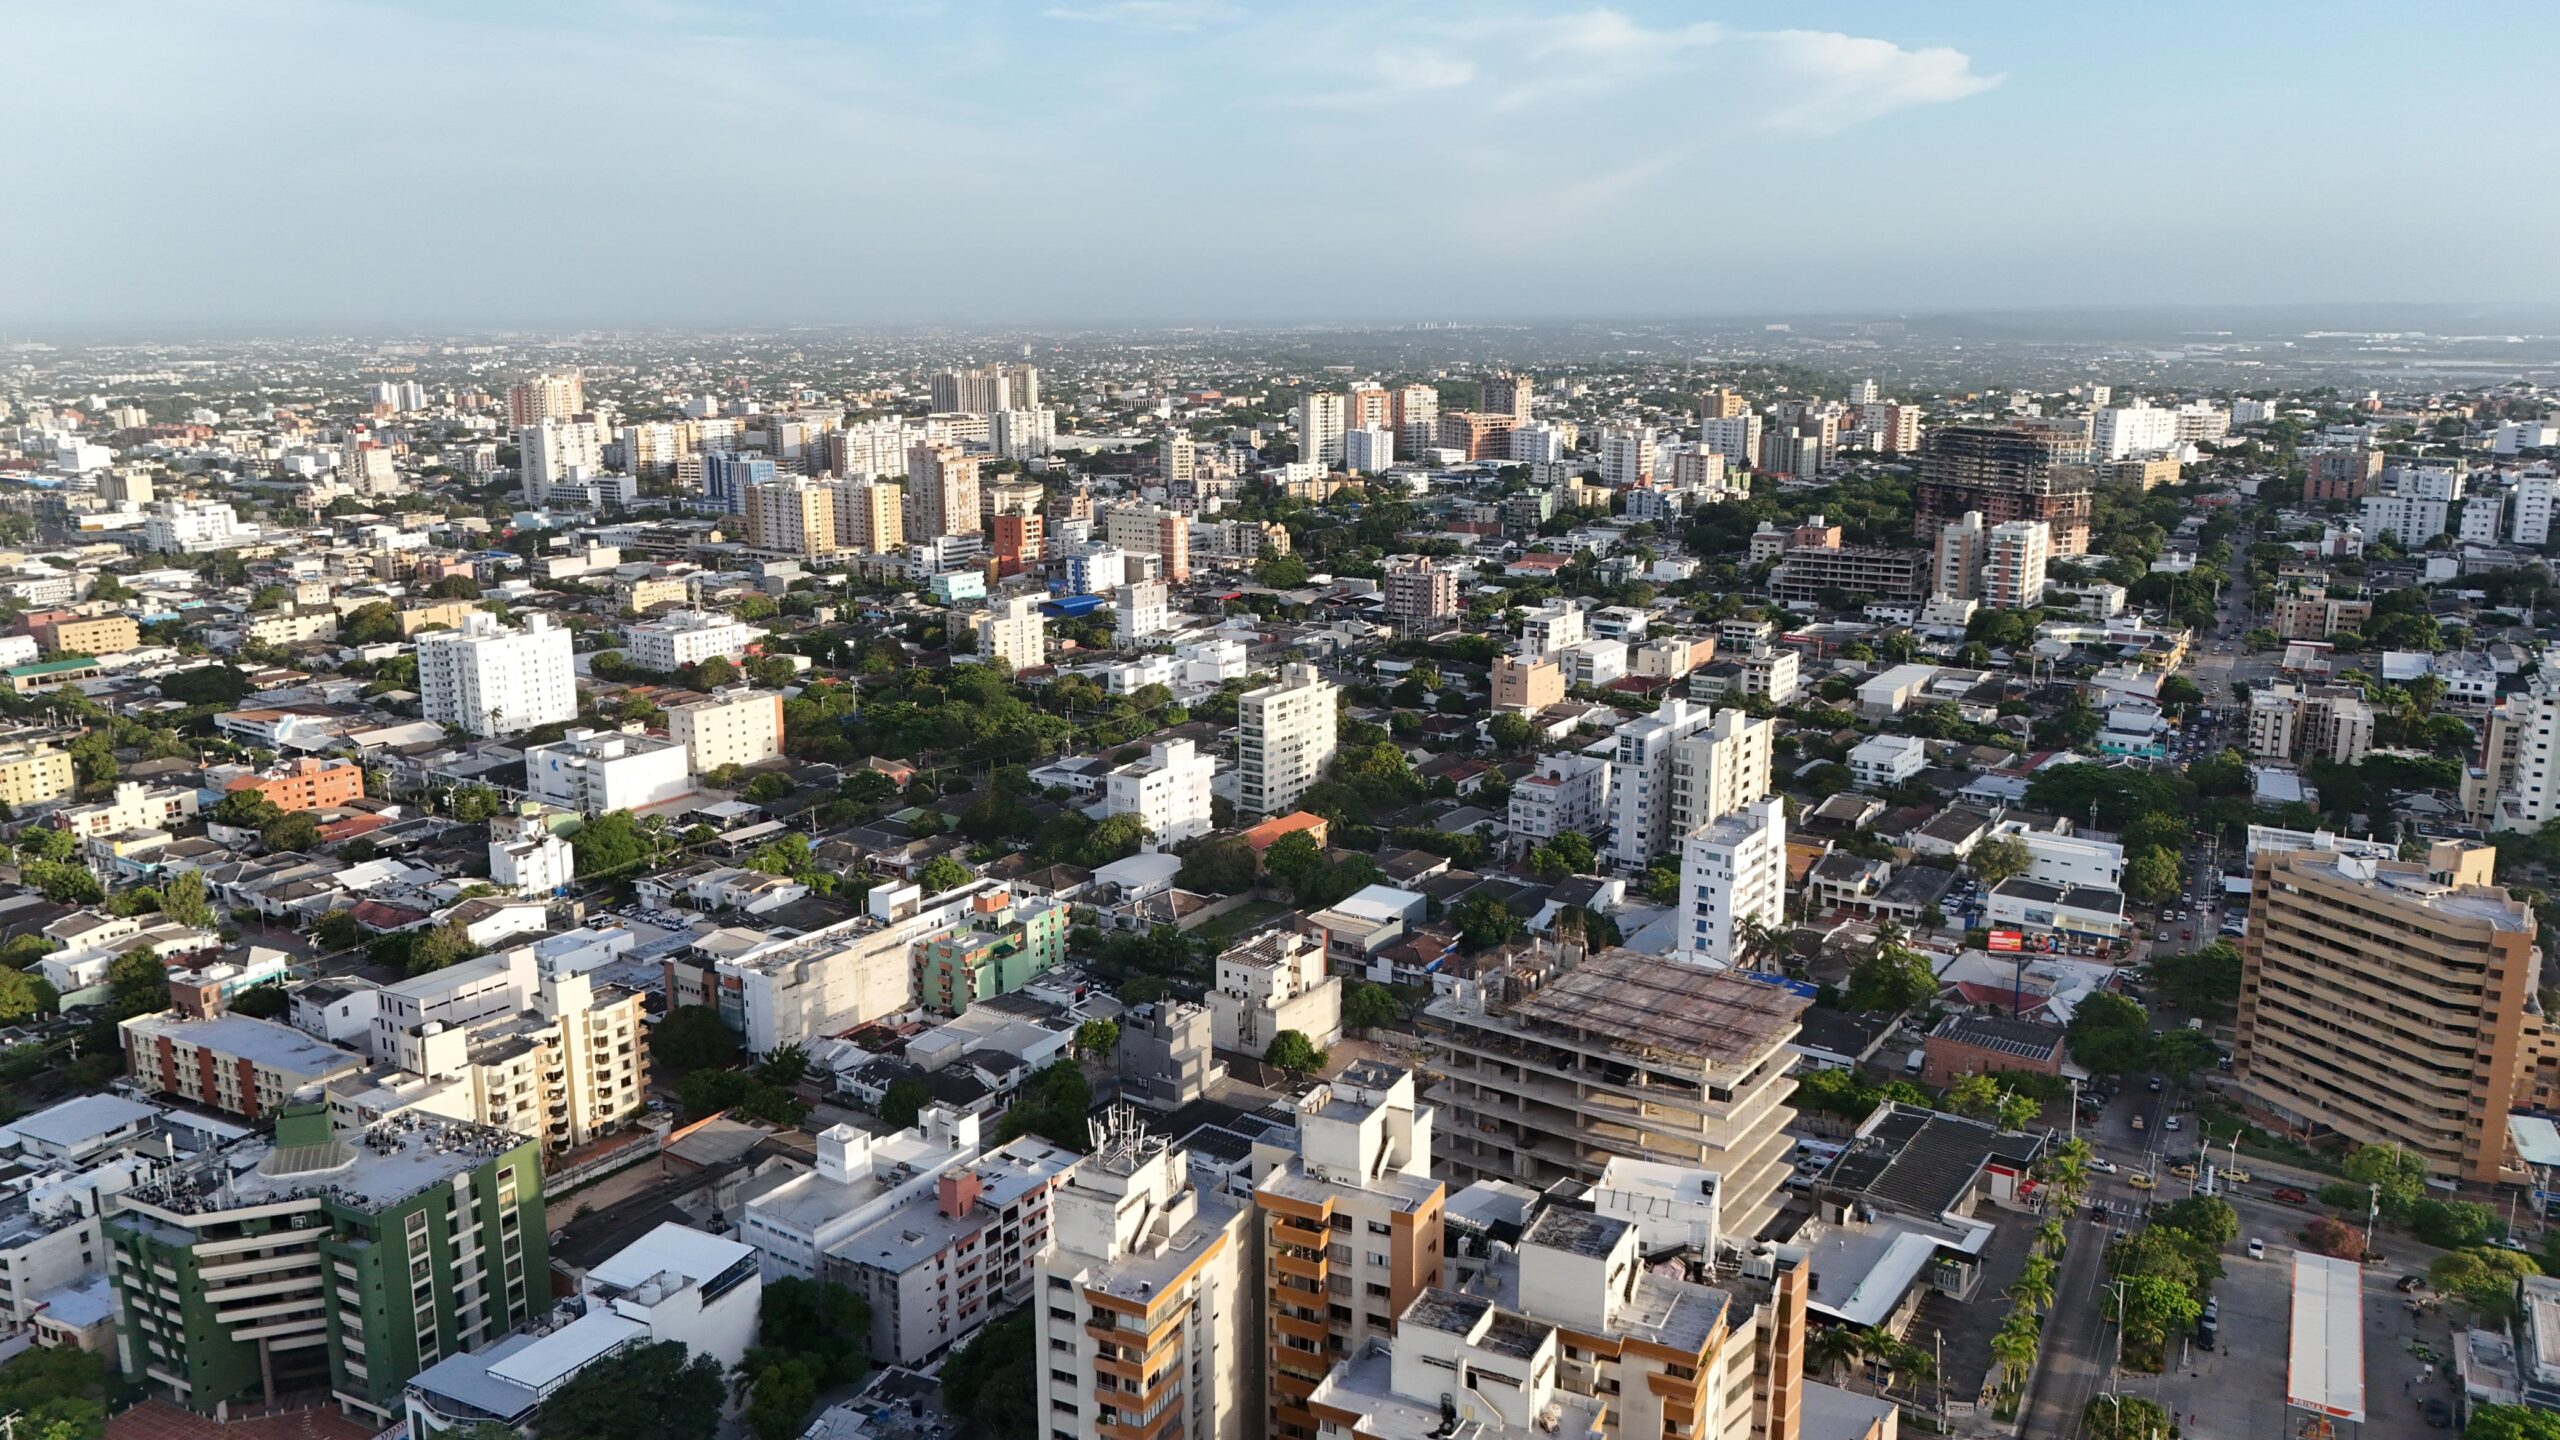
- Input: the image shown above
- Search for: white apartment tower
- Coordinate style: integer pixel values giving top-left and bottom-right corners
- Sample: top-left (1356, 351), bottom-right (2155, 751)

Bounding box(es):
top-left (488, 806), bottom-right (574, 897)
top-left (1115, 580), bottom-right (1171, 648)
top-left (1677, 799), bottom-right (1788, 969)
top-left (1342, 426), bottom-right (1395, 475)
top-left (973, 593), bottom-right (1047, 672)
top-left (1667, 708), bottom-right (1775, 838)
top-left (1238, 663), bottom-right (1338, 817)
top-left (1297, 391), bottom-right (1347, 469)
top-left (1105, 738), bottom-right (1215, 846)
top-left (1983, 518), bottom-right (2053, 609)
top-left (1933, 510), bottom-right (1987, 601)
top-left (1604, 698), bottom-right (1722, 871)
top-left (1032, 1123), bottom-right (1256, 1440)
top-left (518, 417), bottom-right (605, 503)
top-left (2515, 469), bottom-right (2557, 547)
top-left (415, 612), bottom-right (578, 738)
top-left (1597, 425), bottom-right (1656, 488)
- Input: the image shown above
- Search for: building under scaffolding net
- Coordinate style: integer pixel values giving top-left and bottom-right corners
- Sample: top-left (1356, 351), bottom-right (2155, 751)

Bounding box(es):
top-left (1422, 947), bottom-right (1807, 1238)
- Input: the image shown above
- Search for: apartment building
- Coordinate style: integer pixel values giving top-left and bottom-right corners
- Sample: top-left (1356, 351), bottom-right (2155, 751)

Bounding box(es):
top-left (221, 756), bottom-right (366, 814)
top-left (1298, 391), bottom-right (1347, 468)
top-left (1767, 545), bottom-right (1931, 607)
top-left (1932, 512), bottom-right (1986, 601)
top-left (1031, 1121), bottom-right (1256, 1440)
top-left (107, 1108), bottom-right (546, 1421)
top-left (1209, 929), bottom-right (1341, 1056)
top-left (991, 510), bottom-right (1044, 576)
top-left (415, 612), bottom-right (577, 738)
top-left (1506, 753), bottom-right (1609, 851)
top-left (907, 442), bottom-right (981, 539)
top-left (828, 1138), bottom-right (1078, 1367)
top-left (1256, 1062), bottom-right (1445, 1440)
top-left (488, 806), bottom-right (574, 896)
top-left (1983, 519), bottom-right (2052, 609)
top-left (53, 780), bottom-right (199, 838)
top-left (1104, 505), bottom-right (1191, 582)
top-left (525, 730), bottom-right (692, 816)
top-left (120, 1013), bottom-right (365, 1119)
top-left (2469, 670), bottom-right (2560, 832)
top-left (0, 743), bottom-right (75, 809)
top-left (507, 370), bottom-right (583, 427)
top-left (742, 478), bottom-right (838, 558)
top-left (1914, 424), bottom-right (2093, 554)
top-left (2246, 683), bottom-right (2377, 765)
top-left (342, 967), bottom-right (647, 1158)
top-left (1667, 707), bottom-right (1775, 839)
top-left (2270, 585), bottom-right (2373, 640)
top-left (664, 688), bottom-right (784, 774)
top-left (1424, 950), bottom-right (1805, 1236)
top-left (912, 890), bottom-right (1071, 1017)
top-left (2302, 446), bottom-right (2384, 502)
top-left (1115, 580), bottom-right (1170, 647)
top-left (1381, 556), bottom-right (1458, 637)
top-left (1105, 737), bottom-right (1214, 846)
top-left (830, 478), bottom-right (907, 553)
top-left (1490, 655), bottom-right (1563, 714)
top-left (1604, 698), bottom-right (1726, 871)
top-left (624, 609), bottom-right (762, 672)
top-left (1239, 663), bottom-right (1338, 817)
top-left (1678, 799), bottom-right (1788, 969)
top-left (972, 593), bottom-right (1048, 672)
top-left (29, 614), bottom-right (137, 656)
top-left (2235, 842), bottom-right (2535, 1183)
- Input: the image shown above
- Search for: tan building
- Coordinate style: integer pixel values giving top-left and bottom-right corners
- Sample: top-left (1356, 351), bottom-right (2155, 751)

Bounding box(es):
top-left (2235, 841), bottom-right (2535, 1183)
top-left (617, 575), bottom-right (692, 613)
top-left (665, 688), bottom-right (785, 773)
top-left (340, 968), bottom-right (649, 1157)
top-left (1491, 655), bottom-right (1563, 714)
top-left (1256, 1062), bottom-right (1444, 1440)
top-left (2270, 586), bottom-right (2373, 640)
top-left (744, 478), bottom-right (838, 558)
top-left (1701, 387), bottom-right (1749, 419)
top-left (0, 743), bottom-right (76, 808)
top-left (907, 442), bottom-right (980, 539)
top-left (1032, 1122), bottom-right (1256, 1440)
top-left (1424, 948), bottom-right (1805, 1237)
top-left (1104, 505), bottom-right (1191, 582)
top-left (29, 614), bottom-right (137, 656)
top-left (1436, 412), bottom-right (1515, 461)
top-left (831, 479), bottom-right (906, 554)
top-left (395, 599), bottom-right (479, 636)
top-left (2102, 456), bottom-right (2182, 489)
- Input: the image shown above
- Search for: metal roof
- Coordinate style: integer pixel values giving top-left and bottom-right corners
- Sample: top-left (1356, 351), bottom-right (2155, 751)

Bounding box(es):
top-left (2289, 1252), bottom-right (2366, 1423)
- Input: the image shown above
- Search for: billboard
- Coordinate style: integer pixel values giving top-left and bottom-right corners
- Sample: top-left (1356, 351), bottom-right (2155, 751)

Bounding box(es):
top-left (1987, 930), bottom-right (2025, 953)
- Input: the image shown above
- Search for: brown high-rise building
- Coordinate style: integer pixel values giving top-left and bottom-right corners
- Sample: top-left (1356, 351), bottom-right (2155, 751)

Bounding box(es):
top-left (989, 511), bottom-right (1043, 577)
top-left (1914, 424), bottom-right (2093, 554)
top-left (1701, 387), bottom-right (1748, 419)
top-left (1480, 371), bottom-right (1533, 422)
top-left (905, 441), bottom-right (980, 539)
top-left (1436, 411), bottom-right (1514, 461)
top-left (2235, 840), bottom-right (2535, 1183)
top-left (506, 371), bottom-right (584, 429)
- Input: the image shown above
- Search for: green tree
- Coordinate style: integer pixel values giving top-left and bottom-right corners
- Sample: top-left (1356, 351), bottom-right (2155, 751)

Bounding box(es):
top-left (1175, 838), bottom-right (1259, 896)
top-left (1943, 1074), bottom-right (2002, 1120)
top-left (753, 1277), bottom-right (874, 1387)
top-left (2431, 1248), bottom-right (2542, 1321)
top-left (2082, 1396), bottom-right (2174, 1440)
top-left (341, 602), bottom-right (401, 646)
top-left (879, 1078), bottom-right (931, 1130)
top-left (2111, 1273), bottom-right (2202, 1358)
top-left (744, 1360), bottom-right (817, 1440)
top-left (1843, 936), bottom-right (1937, 1014)
top-left (2154, 1195), bottom-right (2240, 1247)
top-left (1452, 896), bottom-right (1522, 951)
top-left (160, 870), bottom-right (216, 931)
top-left (652, 1005), bottom-right (744, 1076)
top-left (1080, 814), bottom-right (1151, 868)
top-left (940, 1312), bottom-right (1036, 1440)
top-left (1968, 836), bottom-right (2031, 886)
top-left (2342, 1142), bottom-right (2432, 1223)
top-left (2065, 991), bottom-right (2154, 1075)
top-left (535, 1340), bottom-right (725, 1440)
top-left (2151, 1028), bottom-right (2220, 1079)
top-left (1343, 982), bottom-right (1403, 1035)
top-left (918, 855), bottom-right (973, 896)
top-left (2122, 846), bottom-right (2181, 904)
top-left (1073, 1019), bottom-right (1121, 1060)
top-left (311, 908), bottom-right (365, 952)
top-left (757, 1044), bottom-right (810, 1088)
top-left (1264, 1030), bottom-right (1328, 1077)
top-left (569, 811), bottom-right (652, 877)
top-left (2146, 942), bottom-right (2243, 1020)
top-left (210, 788), bottom-right (284, 829)
top-left (107, 949), bottom-right (169, 1018)
top-left (0, 969), bottom-right (52, 1024)
top-left (2465, 1406), bottom-right (2560, 1440)
top-left (1261, 830), bottom-right (1327, 902)
top-left (2410, 1199), bottom-right (2502, 1251)
top-left (15, 828), bottom-right (74, 865)
top-left (261, 811), bottom-right (323, 854)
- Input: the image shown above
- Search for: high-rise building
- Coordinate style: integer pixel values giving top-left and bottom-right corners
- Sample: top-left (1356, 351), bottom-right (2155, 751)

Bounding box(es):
top-left (2245, 682), bottom-right (2376, 765)
top-left (829, 478), bottom-right (906, 553)
top-left (973, 594), bottom-right (1047, 671)
top-left (1666, 707), bottom-right (1774, 838)
top-left (1344, 381), bottom-right (1391, 431)
top-left (1389, 385), bottom-right (1439, 458)
top-left (1700, 386), bottom-right (1748, 419)
top-left (2302, 446), bottom-right (2384, 502)
top-left (698, 450), bottom-right (776, 514)
top-left (1342, 426), bottom-right (1394, 474)
top-left (2235, 842), bottom-right (2532, 1183)
top-left (2517, 468), bottom-right (2557, 547)
top-left (1597, 425), bottom-right (1655, 487)
top-left (1849, 378), bottom-right (1879, 405)
top-left (1604, 698), bottom-right (1724, 871)
top-left (1933, 511), bottom-right (1987, 600)
top-left (664, 688), bottom-right (786, 773)
top-left (1677, 798), bottom-right (1788, 969)
top-left (507, 370), bottom-right (583, 428)
top-left (2467, 670), bottom-right (2560, 832)
top-left (990, 509), bottom-right (1043, 577)
top-left (2091, 399), bottom-right (2179, 461)
top-left (1298, 391), bottom-right (1346, 469)
top-left (1699, 413), bottom-right (1763, 467)
top-left (1032, 1122), bottom-right (1256, 1440)
top-left (1255, 1062), bottom-right (1444, 1440)
top-left (930, 363), bottom-right (1035, 415)
top-left (991, 407), bottom-right (1055, 460)
top-left (1161, 431), bottom-right (1196, 485)
top-left (1490, 655), bottom-right (1562, 714)
top-left (908, 441), bottom-right (981, 539)
top-left (1423, 950), bottom-right (1805, 1236)
top-left (1982, 518), bottom-right (2052, 609)
top-left (1434, 411), bottom-right (1513, 461)
top-left (1480, 371), bottom-right (1533, 422)
top-left (742, 477), bottom-right (838, 558)
top-left (1239, 663), bottom-right (1338, 817)
top-left (1104, 505), bottom-right (1190, 582)
top-left (1115, 579), bottom-right (1169, 647)
top-left (107, 1106), bottom-right (546, 1421)
top-left (1105, 737), bottom-right (1214, 846)
top-left (1381, 555), bottom-right (1457, 637)
top-left (517, 417), bottom-right (604, 503)
top-left (415, 612), bottom-right (577, 738)
top-left (616, 421), bottom-right (685, 479)
top-left (1914, 424), bottom-right (2093, 554)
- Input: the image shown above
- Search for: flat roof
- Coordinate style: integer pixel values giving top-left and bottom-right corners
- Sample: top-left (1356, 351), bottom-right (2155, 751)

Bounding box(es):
top-left (0, 1093), bottom-right (158, 1152)
top-left (2515, 1115), bottom-right (2560, 1169)
top-left (586, 1220), bottom-right (755, 1293)
top-left (2289, 1251), bottom-right (2367, 1422)
top-left (1503, 948), bottom-right (1805, 1066)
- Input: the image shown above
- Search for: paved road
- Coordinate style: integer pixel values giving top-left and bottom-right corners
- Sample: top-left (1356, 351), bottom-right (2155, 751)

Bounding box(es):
top-left (2020, 1209), bottom-right (2119, 1440)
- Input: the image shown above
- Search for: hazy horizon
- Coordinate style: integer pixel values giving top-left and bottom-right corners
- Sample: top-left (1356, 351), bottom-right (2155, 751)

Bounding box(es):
top-left (11, 0), bottom-right (2559, 332)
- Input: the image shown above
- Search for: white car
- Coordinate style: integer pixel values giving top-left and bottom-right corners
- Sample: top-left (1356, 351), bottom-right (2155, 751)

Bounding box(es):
top-left (2088, 1157), bottom-right (2119, 1174)
top-left (2248, 1238), bottom-right (2267, 1260)
top-left (2164, 1116), bottom-right (2183, 1131)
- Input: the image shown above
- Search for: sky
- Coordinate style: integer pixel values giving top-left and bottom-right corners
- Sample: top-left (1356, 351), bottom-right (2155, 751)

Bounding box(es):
top-left (7, 0), bottom-right (2559, 331)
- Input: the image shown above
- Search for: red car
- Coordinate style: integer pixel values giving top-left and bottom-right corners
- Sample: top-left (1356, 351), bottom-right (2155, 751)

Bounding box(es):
top-left (2272, 1186), bottom-right (2309, 1205)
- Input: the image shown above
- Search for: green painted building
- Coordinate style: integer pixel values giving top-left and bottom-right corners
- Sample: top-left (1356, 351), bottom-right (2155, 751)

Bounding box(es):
top-left (912, 892), bottom-right (1070, 1015)
top-left (106, 1104), bottom-right (547, 1423)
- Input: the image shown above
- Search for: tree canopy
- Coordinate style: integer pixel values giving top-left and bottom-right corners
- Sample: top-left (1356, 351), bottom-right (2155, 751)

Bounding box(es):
top-left (535, 1341), bottom-right (724, 1440)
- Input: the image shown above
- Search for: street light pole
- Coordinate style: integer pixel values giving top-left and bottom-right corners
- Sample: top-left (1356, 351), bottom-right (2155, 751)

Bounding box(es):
top-left (2365, 1182), bottom-right (2382, 1256)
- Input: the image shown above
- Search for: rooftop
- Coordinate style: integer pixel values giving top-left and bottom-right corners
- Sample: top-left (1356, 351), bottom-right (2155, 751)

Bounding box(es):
top-left (1492, 948), bottom-right (1805, 1066)
top-left (118, 1111), bottom-right (528, 1221)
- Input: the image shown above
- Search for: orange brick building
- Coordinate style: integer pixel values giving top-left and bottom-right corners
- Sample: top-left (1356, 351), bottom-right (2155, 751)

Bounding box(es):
top-left (224, 757), bottom-right (366, 813)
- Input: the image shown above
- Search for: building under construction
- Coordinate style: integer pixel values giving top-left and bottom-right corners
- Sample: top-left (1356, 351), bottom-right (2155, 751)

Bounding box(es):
top-left (1422, 948), bottom-right (1807, 1239)
top-left (1915, 424), bottom-right (2093, 555)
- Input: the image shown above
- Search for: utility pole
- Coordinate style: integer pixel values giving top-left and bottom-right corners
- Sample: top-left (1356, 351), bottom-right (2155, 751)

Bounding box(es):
top-left (2364, 1182), bottom-right (2383, 1256)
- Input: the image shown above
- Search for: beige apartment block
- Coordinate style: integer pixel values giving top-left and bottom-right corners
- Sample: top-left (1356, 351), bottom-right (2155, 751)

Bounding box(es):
top-left (665, 688), bottom-right (785, 774)
top-left (2236, 841), bottom-right (2535, 1183)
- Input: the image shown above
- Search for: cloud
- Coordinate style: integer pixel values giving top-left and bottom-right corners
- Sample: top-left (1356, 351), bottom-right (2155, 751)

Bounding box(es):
top-left (1291, 50), bottom-right (1477, 110)
top-left (1043, 0), bottom-right (1240, 32)
top-left (1745, 28), bottom-right (2005, 134)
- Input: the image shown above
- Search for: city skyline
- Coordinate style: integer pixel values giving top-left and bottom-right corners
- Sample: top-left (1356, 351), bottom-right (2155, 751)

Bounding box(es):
top-left (11, 1), bottom-right (2560, 329)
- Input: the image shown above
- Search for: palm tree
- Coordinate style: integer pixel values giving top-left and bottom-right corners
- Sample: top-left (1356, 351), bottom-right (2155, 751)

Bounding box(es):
top-left (1989, 1315), bottom-right (2041, 1391)
top-left (1737, 916), bottom-right (1788, 975)
top-left (2012, 1255), bottom-right (2058, 1314)
top-left (2036, 1218), bottom-right (2068, 1258)
top-left (1805, 1325), bottom-right (1867, 1382)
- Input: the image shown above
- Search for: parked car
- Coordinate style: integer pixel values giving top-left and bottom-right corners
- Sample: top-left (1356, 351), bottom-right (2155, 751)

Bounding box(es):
top-left (2171, 1164), bottom-right (2200, 1180)
top-left (2165, 1116), bottom-right (2183, 1131)
top-left (2273, 1186), bottom-right (2309, 1204)
top-left (2248, 1238), bottom-right (2267, 1260)
top-left (2195, 1315), bottom-right (2217, 1350)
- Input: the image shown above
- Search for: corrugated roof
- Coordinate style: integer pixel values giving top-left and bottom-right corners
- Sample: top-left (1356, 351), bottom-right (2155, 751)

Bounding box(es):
top-left (2289, 1252), bottom-right (2366, 1422)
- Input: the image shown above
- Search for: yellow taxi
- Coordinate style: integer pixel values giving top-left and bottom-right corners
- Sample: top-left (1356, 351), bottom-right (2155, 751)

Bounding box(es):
top-left (2171, 1164), bottom-right (2199, 1180)
top-left (2128, 1172), bottom-right (2157, 1191)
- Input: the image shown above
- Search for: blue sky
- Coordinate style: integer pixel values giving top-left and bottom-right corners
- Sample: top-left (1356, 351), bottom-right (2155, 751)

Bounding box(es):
top-left (6, 1), bottom-right (2555, 329)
